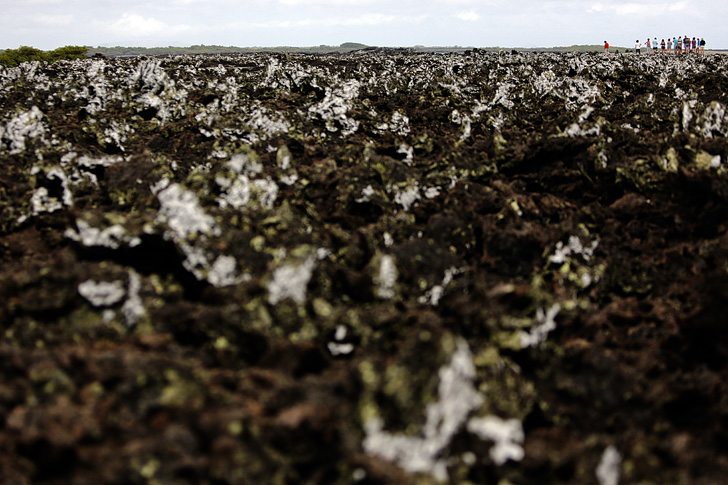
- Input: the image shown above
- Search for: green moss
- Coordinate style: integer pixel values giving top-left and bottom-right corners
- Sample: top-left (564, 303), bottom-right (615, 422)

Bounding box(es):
top-left (662, 147), bottom-right (680, 172)
top-left (158, 368), bottom-right (206, 408)
top-left (694, 150), bottom-right (717, 170)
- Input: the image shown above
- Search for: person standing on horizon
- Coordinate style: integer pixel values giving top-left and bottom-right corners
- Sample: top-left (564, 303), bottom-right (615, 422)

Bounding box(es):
top-left (700, 37), bottom-right (706, 55)
top-left (635, 40), bottom-right (642, 54)
top-left (654, 38), bottom-right (658, 54)
top-left (604, 41), bottom-right (610, 55)
top-left (646, 38), bottom-right (651, 54)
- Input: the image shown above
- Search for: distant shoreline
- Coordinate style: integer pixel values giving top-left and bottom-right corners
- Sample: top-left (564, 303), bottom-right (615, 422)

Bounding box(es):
top-left (2, 43), bottom-right (725, 57)
top-left (81, 43), bottom-right (726, 57)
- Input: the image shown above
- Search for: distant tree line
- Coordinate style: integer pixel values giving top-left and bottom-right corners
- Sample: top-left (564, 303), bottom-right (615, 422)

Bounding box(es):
top-left (0, 46), bottom-right (88, 67)
top-left (0, 43), bottom-right (373, 65)
top-left (87, 45), bottom-right (248, 57)
top-left (86, 43), bottom-right (372, 57)
top-left (0, 43), bottom-right (634, 66)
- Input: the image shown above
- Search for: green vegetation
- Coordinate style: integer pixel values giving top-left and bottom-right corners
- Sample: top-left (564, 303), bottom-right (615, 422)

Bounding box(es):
top-left (86, 44), bottom-right (248, 57)
top-left (0, 45), bottom-right (88, 67)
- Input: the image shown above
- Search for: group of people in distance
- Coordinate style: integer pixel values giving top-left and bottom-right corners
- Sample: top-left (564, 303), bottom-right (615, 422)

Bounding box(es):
top-left (603, 37), bottom-right (706, 55)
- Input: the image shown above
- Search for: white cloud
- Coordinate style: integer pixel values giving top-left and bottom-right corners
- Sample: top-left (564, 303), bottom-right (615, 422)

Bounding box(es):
top-left (250, 13), bottom-right (405, 29)
top-left (279, 0), bottom-right (378, 5)
top-left (341, 13), bottom-right (399, 25)
top-left (613, 3), bottom-right (650, 15)
top-left (37, 14), bottom-right (74, 26)
top-left (109, 13), bottom-right (192, 37)
top-left (457, 11), bottom-right (480, 21)
top-left (590, 1), bottom-right (685, 15)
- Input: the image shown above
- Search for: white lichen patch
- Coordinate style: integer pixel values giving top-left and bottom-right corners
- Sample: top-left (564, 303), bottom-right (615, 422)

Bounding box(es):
top-left (390, 111), bottom-right (411, 136)
top-left (47, 168), bottom-right (73, 206)
top-left (308, 79), bottom-right (361, 136)
top-left (80, 60), bottom-right (111, 115)
top-left (390, 183), bottom-right (420, 211)
top-left (549, 235), bottom-right (599, 265)
top-left (596, 445), bottom-right (622, 485)
top-left (207, 255), bottom-right (248, 288)
top-left (397, 143), bottom-right (414, 166)
top-left (65, 220), bottom-right (141, 249)
top-left (155, 183), bottom-right (220, 240)
top-left (177, 243), bottom-right (214, 282)
top-left (377, 111), bottom-right (411, 136)
top-left (78, 280), bottom-right (126, 307)
top-left (424, 186), bottom-right (441, 199)
top-left (244, 105), bottom-right (291, 138)
top-left (122, 271), bottom-right (145, 326)
top-left (376, 255), bottom-right (397, 299)
top-left (29, 187), bottom-right (63, 216)
top-left (490, 83), bottom-right (515, 110)
top-left (153, 181), bottom-right (247, 284)
top-left (267, 256), bottom-right (316, 305)
top-left (75, 153), bottom-right (125, 169)
top-left (699, 101), bottom-right (727, 138)
top-left (532, 69), bottom-right (559, 98)
top-left (227, 152), bottom-right (263, 176)
top-left (22, 168), bottom-right (74, 221)
top-left (216, 174), bottom-right (251, 209)
top-left (215, 153), bottom-right (278, 210)
top-left (103, 121), bottom-right (133, 151)
top-left (519, 304), bottom-right (561, 348)
top-left (659, 71), bottom-right (669, 88)
top-left (363, 340), bottom-right (524, 482)
top-left (327, 325), bottom-right (356, 356)
top-left (280, 173), bottom-right (298, 186)
top-left (451, 109), bottom-right (472, 141)
top-left (564, 106), bottom-right (600, 138)
top-left (548, 234), bottom-right (603, 290)
top-left (682, 100), bottom-right (697, 131)
top-left (129, 59), bottom-right (179, 122)
top-left (563, 78), bottom-right (600, 111)
top-left (467, 415), bottom-right (525, 465)
top-left (276, 145), bottom-right (293, 171)
top-left (0, 106), bottom-right (47, 154)
top-left (252, 178), bottom-right (279, 209)
top-left (598, 150), bottom-right (609, 168)
top-left (355, 184), bottom-right (376, 203)
top-left (418, 267), bottom-right (461, 306)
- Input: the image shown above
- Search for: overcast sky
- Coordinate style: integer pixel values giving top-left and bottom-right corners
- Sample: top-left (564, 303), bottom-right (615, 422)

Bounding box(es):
top-left (2, 0), bottom-right (727, 50)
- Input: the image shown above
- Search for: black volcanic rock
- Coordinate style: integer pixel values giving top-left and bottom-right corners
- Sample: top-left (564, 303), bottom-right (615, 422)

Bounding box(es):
top-left (2, 51), bottom-right (728, 484)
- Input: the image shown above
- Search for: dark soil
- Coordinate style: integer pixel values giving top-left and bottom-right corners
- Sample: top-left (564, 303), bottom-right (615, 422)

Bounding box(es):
top-left (2, 50), bottom-right (728, 484)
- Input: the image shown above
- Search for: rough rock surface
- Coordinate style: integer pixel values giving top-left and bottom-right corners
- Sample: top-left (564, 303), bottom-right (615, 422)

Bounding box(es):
top-left (2, 51), bottom-right (728, 484)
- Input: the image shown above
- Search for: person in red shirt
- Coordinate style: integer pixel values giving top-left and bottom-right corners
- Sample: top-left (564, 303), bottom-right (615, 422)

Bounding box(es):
top-left (604, 41), bottom-right (610, 55)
